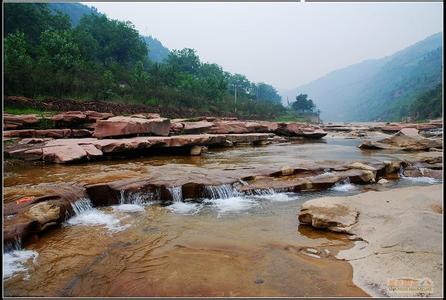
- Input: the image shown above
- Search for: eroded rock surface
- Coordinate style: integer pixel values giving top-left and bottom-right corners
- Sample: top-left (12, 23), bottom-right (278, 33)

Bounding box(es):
top-left (298, 185), bottom-right (443, 297)
top-left (359, 128), bottom-right (442, 151)
top-left (94, 116), bottom-right (171, 138)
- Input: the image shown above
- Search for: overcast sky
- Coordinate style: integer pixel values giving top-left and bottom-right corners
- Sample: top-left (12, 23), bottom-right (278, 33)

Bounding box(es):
top-left (84, 2), bottom-right (442, 90)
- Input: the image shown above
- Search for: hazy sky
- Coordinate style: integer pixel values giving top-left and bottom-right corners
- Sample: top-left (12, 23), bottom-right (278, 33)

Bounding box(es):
top-left (84, 2), bottom-right (442, 90)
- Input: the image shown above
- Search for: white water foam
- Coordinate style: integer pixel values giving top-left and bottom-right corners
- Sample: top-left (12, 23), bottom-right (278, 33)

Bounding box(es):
top-left (331, 178), bottom-right (356, 192)
top-left (113, 204), bottom-right (145, 213)
top-left (205, 196), bottom-right (256, 214)
top-left (3, 249), bottom-right (38, 280)
top-left (399, 166), bottom-right (438, 184)
top-left (205, 184), bottom-right (239, 199)
top-left (119, 190), bottom-right (160, 205)
top-left (258, 192), bottom-right (297, 202)
top-left (66, 198), bottom-right (129, 232)
top-left (167, 186), bottom-right (183, 202)
top-left (401, 176), bottom-right (438, 184)
top-left (167, 202), bottom-right (202, 215)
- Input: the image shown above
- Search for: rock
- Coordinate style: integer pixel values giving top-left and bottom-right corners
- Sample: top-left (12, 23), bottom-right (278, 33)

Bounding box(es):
top-left (298, 198), bottom-right (359, 232)
top-left (280, 166), bottom-right (294, 176)
top-left (298, 185), bottom-right (443, 297)
top-left (24, 202), bottom-right (60, 229)
top-left (359, 128), bottom-right (442, 151)
top-left (377, 178), bottom-right (389, 184)
top-left (3, 114), bottom-right (40, 129)
top-left (275, 123), bottom-right (327, 139)
top-left (170, 122), bottom-right (185, 134)
top-left (42, 145), bottom-right (89, 163)
top-left (190, 145), bottom-right (203, 156)
top-left (3, 129), bottom-right (92, 139)
top-left (208, 121), bottom-right (269, 134)
top-left (85, 111), bottom-right (114, 121)
top-left (348, 162), bottom-right (378, 171)
top-left (52, 111), bottom-right (87, 127)
top-left (94, 116), bottom-right (171, 138)
top-left (130, 113), bottom-right (160, 119)
top-left (182, 121), bottom-right (214, 134)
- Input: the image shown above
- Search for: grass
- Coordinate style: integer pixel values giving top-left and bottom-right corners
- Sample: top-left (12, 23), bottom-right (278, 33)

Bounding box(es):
top-left (4, 106), bottom-right (57, 116)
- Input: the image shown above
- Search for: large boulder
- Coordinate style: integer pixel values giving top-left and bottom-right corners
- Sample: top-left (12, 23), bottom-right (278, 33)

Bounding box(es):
top-left (94, 116), bottom-right (171, 138)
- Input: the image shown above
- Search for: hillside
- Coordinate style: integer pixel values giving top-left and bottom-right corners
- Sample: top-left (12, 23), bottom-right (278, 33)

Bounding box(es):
top-left (49, 2), bottom-right (170, 63)
top-left (283, 32), bottom-right (443, 122)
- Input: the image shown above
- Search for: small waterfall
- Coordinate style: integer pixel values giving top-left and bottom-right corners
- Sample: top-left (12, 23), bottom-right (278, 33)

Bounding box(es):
top-left (4, 237), bottom-right (22, 253)
top-left (205, 184), bottom-right (239, 199)
top-left (168, 186), bottom-right (183, 202)
top-left (245, 188), bottom-right (276, 196)
top-left (331, 177), bottom-right (356, 192)
top-left (71, 198), bottom-right (94, 215)
top-left (398, 165), bottom-right (405, 177)
top-left (119, 190), bottom-right (160, 205)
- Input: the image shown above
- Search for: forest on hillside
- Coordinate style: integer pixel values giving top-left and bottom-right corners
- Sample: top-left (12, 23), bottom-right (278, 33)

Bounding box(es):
top-left (4, 3), bottom-right (286, 119)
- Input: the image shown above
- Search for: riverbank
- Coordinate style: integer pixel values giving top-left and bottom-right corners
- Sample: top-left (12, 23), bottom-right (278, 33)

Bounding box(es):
top-left (299, 185), bottom-right (443, 297)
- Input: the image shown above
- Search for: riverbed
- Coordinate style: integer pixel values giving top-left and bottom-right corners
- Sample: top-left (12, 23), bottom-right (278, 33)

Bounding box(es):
top-left (3, 137), bottom-right (442, 296)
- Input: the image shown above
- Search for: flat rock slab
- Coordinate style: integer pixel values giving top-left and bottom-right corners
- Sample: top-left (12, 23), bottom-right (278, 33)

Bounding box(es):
top-left (298, 185), bottom-right (443, 297)
top-left (94, 116), bottom-right (171, 138)
top-left (5, 133), bottom-right (272, 164)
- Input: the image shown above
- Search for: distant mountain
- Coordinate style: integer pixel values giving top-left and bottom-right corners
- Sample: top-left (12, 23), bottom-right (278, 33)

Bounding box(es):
top-left (49, 2), bottom-right (170, 63)
top-left (49, 3), bottom-right (99, 26)
top-left (283, 32), bottom-right (443, 121)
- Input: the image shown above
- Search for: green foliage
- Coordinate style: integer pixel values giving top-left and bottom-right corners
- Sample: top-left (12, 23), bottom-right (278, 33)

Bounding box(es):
top-left (291, 94), bottom-right (318, 114)
top-left (4, 3), bottom-right (285, 119)
top-left (4, 32), bottom-right (34, 96)
top-left (408, 84), bottom-right (442, 121)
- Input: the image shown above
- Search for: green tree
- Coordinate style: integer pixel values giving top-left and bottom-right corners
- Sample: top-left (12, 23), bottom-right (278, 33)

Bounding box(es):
top-left (4, 3), bottom-right (70, 46)
top-left (4, 32), bottom-right (34, 96)
top-left (36, 30), bottom-right (82, 96)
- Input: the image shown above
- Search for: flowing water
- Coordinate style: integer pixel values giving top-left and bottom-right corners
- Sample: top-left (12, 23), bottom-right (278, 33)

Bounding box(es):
top-left (3, 137), bottom-right (441, 296)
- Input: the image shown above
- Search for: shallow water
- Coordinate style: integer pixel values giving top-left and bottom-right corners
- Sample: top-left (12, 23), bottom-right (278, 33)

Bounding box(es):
top-left (3, 137), bottom-right (441, 296)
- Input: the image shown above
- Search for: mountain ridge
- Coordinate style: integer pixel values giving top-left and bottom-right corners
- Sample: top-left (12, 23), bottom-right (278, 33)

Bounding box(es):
top-left (282, 32), bottom-right (442, 122)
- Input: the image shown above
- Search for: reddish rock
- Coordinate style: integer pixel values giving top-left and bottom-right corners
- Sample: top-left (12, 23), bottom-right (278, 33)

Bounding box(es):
top-left (94, 116), bottom-right (171, 138)
top-left (130, 113), bottom-right (161, 119)
top-left (85, 111), bottom-right (113, 122)
top-left (3, 114), bottom-right (40, 129)
top-left (51, 111), bottom-right (87, 127)
top-left (275, 123), bottom-right (327, 139)
top-left (182, 121), bottom-right (214, 134)
top-left (3, 129), bottom-right (92, 139)
top-left (208, 121), bottom-right (269, 134)
top-left (42, 145), bottom-right (89, 163)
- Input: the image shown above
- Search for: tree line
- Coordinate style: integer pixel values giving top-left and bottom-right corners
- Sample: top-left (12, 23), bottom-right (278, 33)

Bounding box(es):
top-left (4, 3), bottom-right (286, 119)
